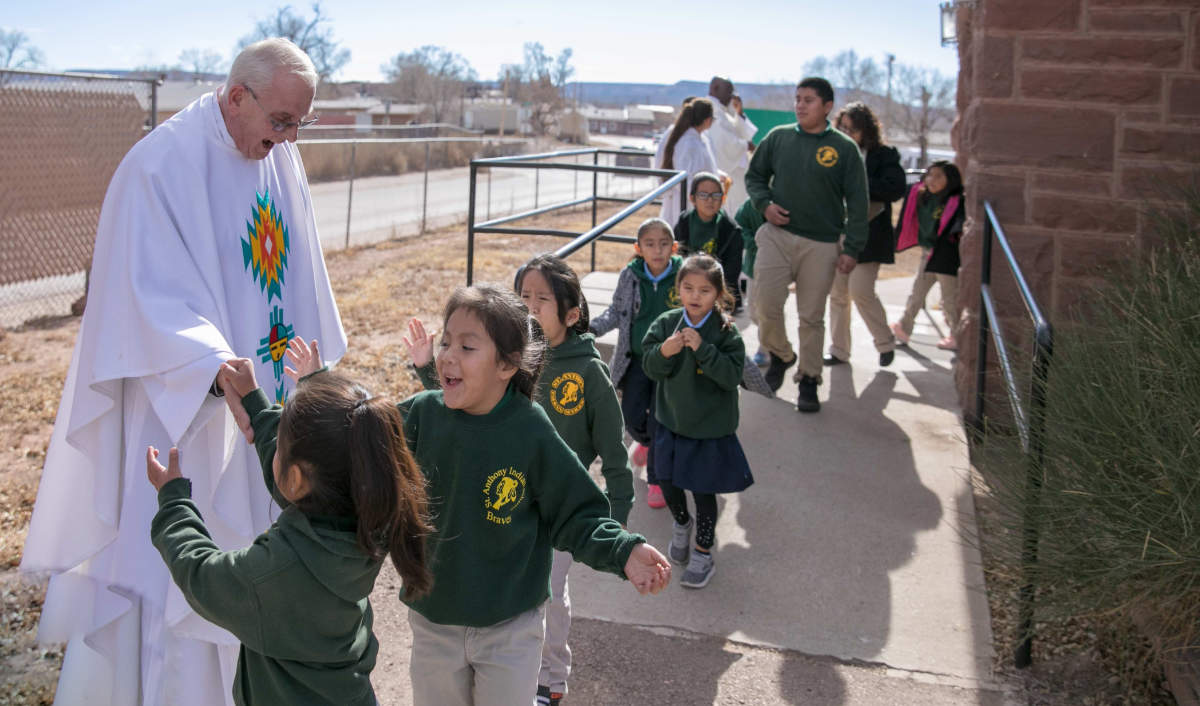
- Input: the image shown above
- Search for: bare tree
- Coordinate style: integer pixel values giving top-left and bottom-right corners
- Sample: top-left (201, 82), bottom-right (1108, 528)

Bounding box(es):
top-left (891, 64), bottom-right (955, 165)
top-left (498, 43), bottom-right (574, 134)
top-left (382, 46), bottom-right (477, 124)
top-left (238, 3), bottom-right (350, 81)
top-left (0, 29), bottom-right (45, 70)
top-left (178, 48), bottom-right (225, 81)
top-left (802, 49), bottom-right (884, 95)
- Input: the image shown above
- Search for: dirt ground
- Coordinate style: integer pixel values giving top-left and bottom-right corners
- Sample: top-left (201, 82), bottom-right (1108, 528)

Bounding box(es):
top-left (0, 204), bottom-right (1170, 705)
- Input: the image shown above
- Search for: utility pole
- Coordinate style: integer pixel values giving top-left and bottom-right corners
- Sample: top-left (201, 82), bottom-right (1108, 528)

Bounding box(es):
top-left (884, 53), bottom-right (895, 140)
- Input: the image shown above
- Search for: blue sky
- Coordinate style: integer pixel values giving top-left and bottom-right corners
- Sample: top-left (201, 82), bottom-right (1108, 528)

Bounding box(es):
top-left (6, 0), bottom-right (959, 84)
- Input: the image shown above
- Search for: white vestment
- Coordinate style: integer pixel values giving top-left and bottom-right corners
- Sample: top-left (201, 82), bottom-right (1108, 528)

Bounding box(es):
top-left (705, 94), bottom-right (758, 215)
top-left (658, 127), bottom-right (719, 225)
top-left (21, 92), bottom-right (347, 706)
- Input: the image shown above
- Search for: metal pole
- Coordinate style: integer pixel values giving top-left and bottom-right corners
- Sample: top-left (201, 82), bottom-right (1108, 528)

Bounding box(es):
top-left (574, 154), bottom-right (579, 200)
top-left (487, 168), bottom-right (492, 221)
top-left (422, 141), bottom-right (430, 234)
top-left (974, 214), bottom-right (993, 436)
top-left (591, 151), bottom-right (599, 271)
top-left (467, 163), bottom-right (478, 285)
top-left (150, 78), bottom-right (160, 129)
top-left (535, 167), bottom-right (540, 210)
top-left (344, 142), bottom-right (356, 249)
top-left (1016, 326), bottom-right (1053, 670)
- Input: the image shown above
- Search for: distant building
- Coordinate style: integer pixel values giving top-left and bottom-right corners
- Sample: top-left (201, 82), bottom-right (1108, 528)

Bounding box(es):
top-left (463, 102), bottom-right (530, 134)
top-left (578, 105), bottom-right (656, 137)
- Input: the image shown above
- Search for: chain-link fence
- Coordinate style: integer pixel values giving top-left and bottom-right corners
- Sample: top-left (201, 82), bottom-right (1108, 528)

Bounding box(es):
top-left (0, 69), bottom-right (157, 328)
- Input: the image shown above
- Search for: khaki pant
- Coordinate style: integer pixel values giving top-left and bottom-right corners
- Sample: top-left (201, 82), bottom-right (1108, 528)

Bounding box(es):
top-left (829, 262), bottom-right (896, 360)
top-left (408, 603), bottom-right (546, 706)
top-left (897, 250), bottom-right (959, 337)
top-left (753, 222), bottom-right (840, 379)
top-left (538, 550), bottom-right (572, 694)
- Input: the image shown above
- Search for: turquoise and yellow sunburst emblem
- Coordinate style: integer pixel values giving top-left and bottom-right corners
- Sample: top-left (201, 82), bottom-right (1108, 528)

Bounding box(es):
top-left (256, 306), bottom-right (294, 381)
top-left (242, 189), bottom-right (290, 302)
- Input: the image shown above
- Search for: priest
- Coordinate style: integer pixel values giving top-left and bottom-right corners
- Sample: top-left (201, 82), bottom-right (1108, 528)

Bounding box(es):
top-left (21, 38), bottom-right (347, 706)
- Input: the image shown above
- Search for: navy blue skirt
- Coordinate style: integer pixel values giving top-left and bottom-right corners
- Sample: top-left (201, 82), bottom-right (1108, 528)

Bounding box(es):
top-left (653, 426), bottom-right (754, 494)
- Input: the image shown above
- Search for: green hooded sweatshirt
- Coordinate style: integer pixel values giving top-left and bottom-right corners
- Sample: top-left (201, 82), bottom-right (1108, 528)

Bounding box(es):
top-left (150, 388), bottom-right (381, 706)
top-left (641, 308), bottom-right (746, 439)
top-left (630, 254), bottom-right (683, 358)
top-left (539, 331), bottom-right (635, 524)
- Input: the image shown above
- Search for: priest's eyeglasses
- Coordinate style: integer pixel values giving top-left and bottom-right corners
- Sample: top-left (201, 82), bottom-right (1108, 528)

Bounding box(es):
top-left (243, 85), bottom-right (319, 132)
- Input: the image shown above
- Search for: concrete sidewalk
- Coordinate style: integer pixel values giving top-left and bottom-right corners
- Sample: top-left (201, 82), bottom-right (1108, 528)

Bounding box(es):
top-left (568, 271), bottom-right (1003, 702)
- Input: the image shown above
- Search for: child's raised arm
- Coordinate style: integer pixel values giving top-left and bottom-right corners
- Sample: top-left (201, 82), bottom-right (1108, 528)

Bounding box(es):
top-left (284, 338), bottom-right (323, 382)
top-left (403, 318), bottom-right (440, 390)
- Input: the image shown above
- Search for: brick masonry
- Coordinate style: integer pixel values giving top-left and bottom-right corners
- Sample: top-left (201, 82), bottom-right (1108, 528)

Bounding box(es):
top-left (952, 0), bottom-right (1200, 420)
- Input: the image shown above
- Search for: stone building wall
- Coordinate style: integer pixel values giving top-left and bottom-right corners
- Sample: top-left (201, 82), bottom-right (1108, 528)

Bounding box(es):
top-left (952, 0), bottom-right (1200, 417)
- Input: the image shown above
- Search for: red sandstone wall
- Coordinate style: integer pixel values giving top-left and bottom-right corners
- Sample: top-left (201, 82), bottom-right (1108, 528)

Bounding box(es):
top-left (953, 0), bottom-right (1200, 416)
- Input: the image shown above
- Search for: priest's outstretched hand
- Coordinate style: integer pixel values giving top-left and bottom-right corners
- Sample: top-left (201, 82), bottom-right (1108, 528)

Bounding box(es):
top-left (218, 359), bottom-right (258, 443)
top-left (146, 446), bottom-right (184, 491)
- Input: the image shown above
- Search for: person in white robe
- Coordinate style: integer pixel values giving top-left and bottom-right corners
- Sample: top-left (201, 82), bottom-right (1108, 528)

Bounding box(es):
top-left (658, 98), bottom-right (722, 225)
top-left (20, 38), bottom-right (347, 706)
top-left (705, 77), bottom-right (758, 216)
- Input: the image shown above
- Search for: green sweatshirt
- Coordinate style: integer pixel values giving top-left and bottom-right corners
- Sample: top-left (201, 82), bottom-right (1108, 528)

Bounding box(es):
top-left (641, 309), bottom-right (746, 439)
top-left (539, 332), bottom-right (635, 523)
top-left (397, 387), bottom-right (645, 627)
top-left (630, 254), bottom-right (683, 358)
top-left (150, 387), bottom-right (382, 706)
top-left (734, 199), bottom-right (765, 278)
top-left (744, 120), bottom-right (870, 258)
top-left (415, 333), bottom-right (635, 524)
top-left (685, 209), bottom-right (727, 255)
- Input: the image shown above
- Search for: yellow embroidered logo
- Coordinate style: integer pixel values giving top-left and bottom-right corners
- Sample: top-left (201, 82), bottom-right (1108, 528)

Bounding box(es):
top-left (816, 145), bottom-right (838, 167)
top-left (701, 239), bottom-right (716, 255)
top-left (550, 371), bottom-right (585, 416)
top-left (667, 286), bottom-right (681, 308)
top-left (483, 467), bottom-right (526, 525)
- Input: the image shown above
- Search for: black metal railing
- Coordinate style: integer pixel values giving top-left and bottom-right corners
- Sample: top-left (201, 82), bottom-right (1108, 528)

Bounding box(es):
top-left (973, 200), bottom-right (1054, 669)
top-left (465, 148), bottom-right (687, 284)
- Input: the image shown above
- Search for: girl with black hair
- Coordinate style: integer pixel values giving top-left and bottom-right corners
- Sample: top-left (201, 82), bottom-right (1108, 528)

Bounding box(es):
top-left (659, 97), bottom-right (722, 224)
top-left (892, 160), bottom-right (966, 350)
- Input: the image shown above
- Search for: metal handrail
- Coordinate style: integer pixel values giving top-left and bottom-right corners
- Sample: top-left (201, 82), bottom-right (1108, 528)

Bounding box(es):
top-left (465, 147), bottom-right (684, 284)
top-left (974, 199), bottom-right (1054, 670)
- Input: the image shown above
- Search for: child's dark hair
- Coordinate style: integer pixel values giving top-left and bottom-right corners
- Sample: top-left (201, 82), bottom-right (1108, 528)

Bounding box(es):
top-left (515, 254), bottom-right (590, 335)
top-left (444, 284), bottom-right (546, 400)
top-left (835, 101), bottom-right (883, 151)
top-left (663, 98), bottom-right (715, 170)
top-left (689, 171), bottom-right (722, 197)
top-left (676, 254), bottom-right (736, 328)
top-left (920, 160), bottom-right (964, 203)
top-left (636, 217), bottom-right (673, 244)
top-left (797, 76), bottom-right (835, 104)
top-left (278, 371), bottom-right (433, 598)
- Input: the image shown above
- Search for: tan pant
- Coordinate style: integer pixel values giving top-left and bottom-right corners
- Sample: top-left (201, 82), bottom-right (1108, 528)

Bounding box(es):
top-left (753, 222), bottom-right (840, 379)
top-left (408, 603), bottom-right (546, 706)
top-left (897, 250), bottom-right (959, 337)
top-left (539, 550), bottom-right (572, 694)
top-left (829, 262), bottom-right (896, 360)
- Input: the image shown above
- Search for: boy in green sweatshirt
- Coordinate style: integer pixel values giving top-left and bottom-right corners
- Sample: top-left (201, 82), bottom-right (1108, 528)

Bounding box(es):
top-left (744, 76), bottom-right (870, 413)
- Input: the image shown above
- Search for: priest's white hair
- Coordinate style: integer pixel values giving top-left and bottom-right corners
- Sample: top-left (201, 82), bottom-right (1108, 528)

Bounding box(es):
top-left (225, 38), bottom-right (318, 94)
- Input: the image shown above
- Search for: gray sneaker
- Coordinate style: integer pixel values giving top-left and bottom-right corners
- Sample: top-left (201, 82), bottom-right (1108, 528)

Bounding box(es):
top-left (680, 550), bottom-right (715, 589)
top-left (669, 519), bottom-right (692, 565)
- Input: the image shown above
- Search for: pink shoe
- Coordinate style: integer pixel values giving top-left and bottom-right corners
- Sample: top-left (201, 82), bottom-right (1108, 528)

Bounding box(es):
top-left (937, 335), bottom-right (958, 351)
top-left (646, 484), bottom-right (666, 509)
top-left (890, 322), bottom-right (910, 345)
top-left (631, 443), bottom-right (649, 468)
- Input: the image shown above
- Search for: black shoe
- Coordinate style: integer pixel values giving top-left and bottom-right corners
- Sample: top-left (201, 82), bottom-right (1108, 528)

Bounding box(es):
top-left (764, 353), bottom-right (796, 391)
top-left (823, 354), bottom-right (847, 366)
top-left (879, 350), bottom-right (895, 367)
top-left (537, 685), bottom-right (563, 706)
top-left (796, 375), bottom-right (820, 413)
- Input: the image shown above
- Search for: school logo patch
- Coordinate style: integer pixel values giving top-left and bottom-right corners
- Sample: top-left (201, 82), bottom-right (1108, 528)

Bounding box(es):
top-left (700, 238), bottom-right (716, 255)
top-left (550, 372), bottom-right (585, 416)
top-left (816, 145), bottom-right (839, 168)
top-left (242, 189), bottom-right (291, 302)
top-left (667, 286), bottom-right (681, 308)
top-left (483, 467), bottom-right (527, 525)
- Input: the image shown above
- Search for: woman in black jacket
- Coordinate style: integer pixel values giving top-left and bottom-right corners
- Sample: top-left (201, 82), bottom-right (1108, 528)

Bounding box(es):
top-left (825, 102), bottom-right (907, 367)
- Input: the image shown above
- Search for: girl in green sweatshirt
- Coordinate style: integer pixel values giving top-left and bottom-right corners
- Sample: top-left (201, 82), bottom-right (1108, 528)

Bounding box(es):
top-left (642, 254), bottom-right (755, 590)
top-left (515, 254), bottom-right (634, 706)
top-left (391, 284), bottom-right (671, 706)
top-left (148, 363), bottom-right (432, 706)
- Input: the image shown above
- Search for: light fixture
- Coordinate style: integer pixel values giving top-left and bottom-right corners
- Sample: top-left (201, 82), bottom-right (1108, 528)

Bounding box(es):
top-left (940, 1), bottom-right (974, 46)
